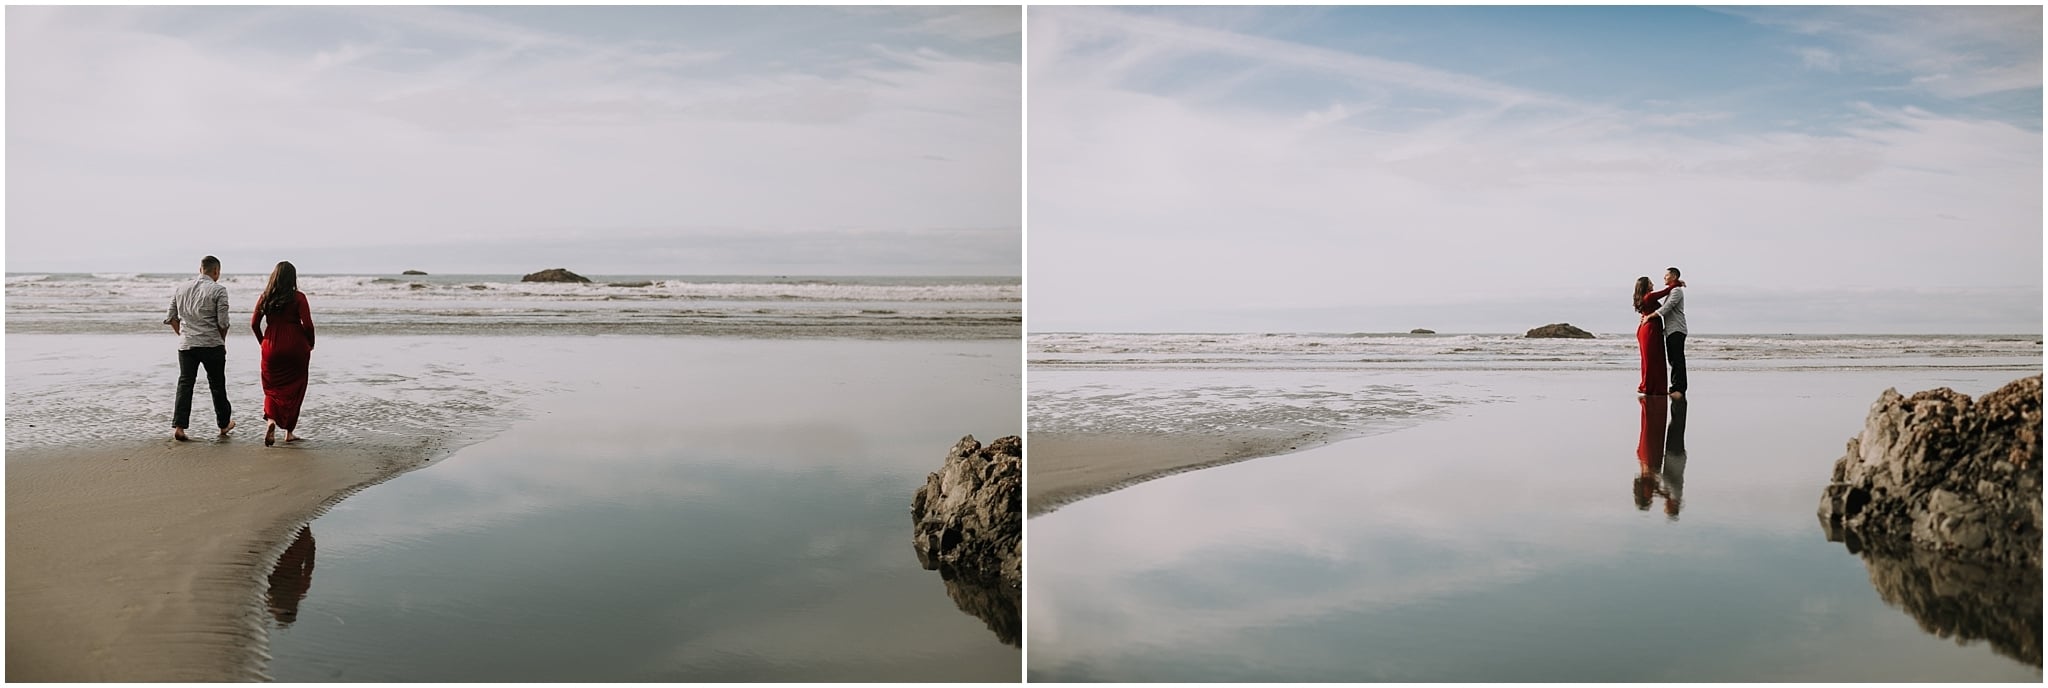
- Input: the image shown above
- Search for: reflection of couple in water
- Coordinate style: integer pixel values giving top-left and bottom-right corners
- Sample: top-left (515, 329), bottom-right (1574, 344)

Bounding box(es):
top-left (1633, 395), bottom-right (1688, 519)
top-left (266, 526), bottom-right (317, 626)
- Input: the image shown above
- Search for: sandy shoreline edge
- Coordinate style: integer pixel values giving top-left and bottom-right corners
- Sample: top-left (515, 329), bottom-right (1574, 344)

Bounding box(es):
top-left (6, 437), bottom-right (444, 681)
top-left (1027, 430), bottom-right (1338, 517)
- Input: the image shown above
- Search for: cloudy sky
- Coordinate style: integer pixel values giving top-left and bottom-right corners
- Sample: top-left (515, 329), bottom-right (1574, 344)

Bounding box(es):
top-left (8, 6), bottom-right (1020, 275)
top-left (1030, 6), bottom-right (2042, 334)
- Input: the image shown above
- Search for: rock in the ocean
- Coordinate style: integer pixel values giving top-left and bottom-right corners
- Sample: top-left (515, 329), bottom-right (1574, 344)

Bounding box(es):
top-left (912, 435), bottom-right (1021, 588)
top-left (1524, 323), bottom-right (1594, 339)
top-left (521, 268), bottom-right (591, 283)
top-left (1818, 375), bottom-right (2042, 568)
top-left (1410, 328), bottom-right (1436, 334)
top-left (401, 270), bottom-right (428, 275)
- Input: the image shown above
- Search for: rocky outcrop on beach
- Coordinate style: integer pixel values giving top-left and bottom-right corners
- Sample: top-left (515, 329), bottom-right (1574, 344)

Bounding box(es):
top-left (911, 435), bottom-right (1021, 646)
top-left (1524, 323), bottom-right (1594, 339)
top-left (913, 435), bottom-right (1021, 586)
top-left (1410, 328), bottom-right (1436, 334)
top-left (401, 270), bottom-right (427, 275)
top-left (521, 268), bottom-right (591, 283)
top-left (1818, 375), bottom-right (2042, 569)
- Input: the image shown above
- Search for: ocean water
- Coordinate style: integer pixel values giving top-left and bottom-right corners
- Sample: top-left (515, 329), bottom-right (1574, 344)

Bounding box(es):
top-left (1027, 335), bottom-right (2042, 681)
top-left (6, 272), bottom-right (1019, 338)
top-left (6, 274), bottom-right (1022, 681)
top-left (1031, 331), bottom-right (2041, 371)
top-left (1029, 332), bottom-right (2042, 437)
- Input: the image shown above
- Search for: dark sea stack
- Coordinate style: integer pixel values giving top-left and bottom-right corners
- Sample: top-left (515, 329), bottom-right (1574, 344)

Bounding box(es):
top-left (1410, 328), bottom-right (1436, 334)
top-left (521, 268), bottom-right (592, 284)
top-left (1524, 323), bottom-right (1594, 339)
top-left (912, 435), bottom-right (1021, 586)
top-left (1818, 375), bottom-right (2042, 569)
top-left (401, 270), bottom-right (428, 275)
top-left (912, 435), bottom-right (1021, 645)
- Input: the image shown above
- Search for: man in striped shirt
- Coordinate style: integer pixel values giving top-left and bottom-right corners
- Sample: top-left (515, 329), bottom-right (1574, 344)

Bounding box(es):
top-left (165, 255), bottom-right (235, 440)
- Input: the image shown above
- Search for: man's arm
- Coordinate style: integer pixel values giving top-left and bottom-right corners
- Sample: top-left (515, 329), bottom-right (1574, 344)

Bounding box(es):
top-left (166, 299), bottom-right (182, 335)
top-left (213, 287), bottom-right (231, 340)
top-left (1653, 286), bottom-right (1683, 319)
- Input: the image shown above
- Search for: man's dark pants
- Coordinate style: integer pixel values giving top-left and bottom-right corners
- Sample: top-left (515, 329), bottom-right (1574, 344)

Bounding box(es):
top-left (174, 345), bottom-right (231, 430)
top-left (1664, 332), bottom-right (1687, 394)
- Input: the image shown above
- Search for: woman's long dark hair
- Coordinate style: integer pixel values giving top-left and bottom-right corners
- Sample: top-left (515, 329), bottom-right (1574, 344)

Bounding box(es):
top-left (1632, 276), bottom-right (1652, 312)
top-left (258, 261), bottom-right (298, 315)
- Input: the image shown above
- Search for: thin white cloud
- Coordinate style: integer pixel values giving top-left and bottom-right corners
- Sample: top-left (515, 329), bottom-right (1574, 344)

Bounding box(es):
top-left (1726, 6), bottom-right (2042, 99)
top-left (1800, 47), bottom-right (1841, 72)
top-left (1036, 7), bottom-right (1583, 111)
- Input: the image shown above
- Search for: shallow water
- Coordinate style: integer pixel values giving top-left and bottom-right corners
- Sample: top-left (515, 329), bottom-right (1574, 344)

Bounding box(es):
top-left (1027, 369), bottom-right (2042, 682)
top-left (5, 273), bottom-right (1019, 338)
top-left (254, 337), bottom-right (1021, 681)
top-left (5, 334), bottom-right (540, 452)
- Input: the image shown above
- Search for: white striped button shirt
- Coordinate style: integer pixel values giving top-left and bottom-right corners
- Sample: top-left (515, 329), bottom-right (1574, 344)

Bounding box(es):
top-left (165, 276), bottom-right (231, 350)
top-left (1653, 286), bottom-right (1687, 336)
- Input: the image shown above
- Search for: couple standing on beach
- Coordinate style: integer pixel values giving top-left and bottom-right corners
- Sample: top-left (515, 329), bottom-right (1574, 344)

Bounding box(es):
top-left (1634, 267), bottom-right (1689, 399)
top-left (164, 256), bottom-right (317, 447)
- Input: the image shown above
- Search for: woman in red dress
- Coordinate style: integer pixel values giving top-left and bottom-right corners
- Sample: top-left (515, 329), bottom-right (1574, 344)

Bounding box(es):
top-left (1633, 276), bottom-right (1681, 395)
top-left (252, 261), bottom-right (315, 446)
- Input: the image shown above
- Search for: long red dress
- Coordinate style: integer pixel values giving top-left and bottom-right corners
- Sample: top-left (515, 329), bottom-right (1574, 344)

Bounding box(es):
top-left (253, 291), bottom-right (315, 431)
top-left (1636, 287), bottom-right (1674, 395)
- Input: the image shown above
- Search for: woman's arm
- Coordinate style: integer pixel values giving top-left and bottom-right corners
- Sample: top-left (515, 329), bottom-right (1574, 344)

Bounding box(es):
top-left (251, 305), bottom-right (265, 343)
top-left (1653, 286), bottom-right (1684, 320)
top-left (300, 292), bottom-right (315, 350)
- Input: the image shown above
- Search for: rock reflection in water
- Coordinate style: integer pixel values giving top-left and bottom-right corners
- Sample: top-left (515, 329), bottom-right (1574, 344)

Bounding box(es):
top-left (927, 563), bottom-right (1020, 648)
top-left (1841, 540), bottom-right (2041, 668)
top-left (266, 526), bottom-right (316, 627)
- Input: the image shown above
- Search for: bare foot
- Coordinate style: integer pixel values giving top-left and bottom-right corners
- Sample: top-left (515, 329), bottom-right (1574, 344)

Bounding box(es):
top-left (285, 433), bottom-right (304, 443)
top-left (219, 420), bottom-right (237, 437)
top-left (172, 428), bottom-right (191, 442)
top-left (264, 420), bottom-right (276, 447)
top-left (1671, 391), bottom-right (1684, 400)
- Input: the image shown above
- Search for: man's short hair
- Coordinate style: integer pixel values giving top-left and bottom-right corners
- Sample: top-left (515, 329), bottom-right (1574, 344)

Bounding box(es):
top-left (1666, 266), bottom-right (1681, 278)
top-left (201, 255), bottom-right (220, 272)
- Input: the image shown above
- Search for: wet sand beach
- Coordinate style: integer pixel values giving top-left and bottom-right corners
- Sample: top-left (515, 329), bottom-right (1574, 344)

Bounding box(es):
top-left (6, 440), bottom-right (433, 681)
top-left (1028, 431), bottom-right (1329, 517)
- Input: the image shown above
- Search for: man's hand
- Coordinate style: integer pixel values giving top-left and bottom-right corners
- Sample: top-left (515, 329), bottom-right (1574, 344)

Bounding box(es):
top-left (167, 318), bottom-right (182, 336)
